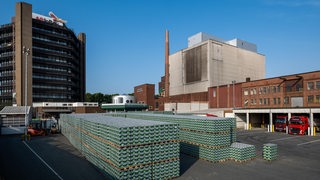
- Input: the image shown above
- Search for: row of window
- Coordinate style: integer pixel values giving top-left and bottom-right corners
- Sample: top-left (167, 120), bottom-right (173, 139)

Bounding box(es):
top-left (244, 85), bottom-right (281, 96)
top-left (307, 81), bottom-right (320, 90)
top-left (0, 33), bottom-right (12, 38)
top-left (0, 42), bottom-right (12, 48)
top-left (0, 51), bottom-right (13, 57)
top-left (33, 56), bottom-right (68, 64)
top-left (0, 88), bottom-right (12, 95)
top-left (244, 97), bottom-right (283, 106)
top-left (308, 95), bottom-right (320, 104)
top-left (33, 36), bottom-right (67, 46)
top-left (0, 79), bottom-right (14, 85)
top-left (33, 74), bottom-right (68, 81)
top-left (33, 65), bottom-right (68, 73)
top-left (32, 27), bottom-right (68, 37)
top-left (33, 94), bottom-right (70, 99)
top-left (0, 61), bottom-right (13, 67)
top-left (0, 70), bottom-right (13, 76)
top-left (33, 46), bottom-right (70, 55)
top-left (33, 84), bottom-right (68, 91)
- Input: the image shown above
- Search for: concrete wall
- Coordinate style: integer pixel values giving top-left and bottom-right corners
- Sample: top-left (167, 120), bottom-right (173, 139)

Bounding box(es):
top-left (164, 102), bottom-right (208, 113)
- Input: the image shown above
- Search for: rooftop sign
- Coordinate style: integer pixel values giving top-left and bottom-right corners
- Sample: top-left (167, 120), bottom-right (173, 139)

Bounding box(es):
top-left (32, 11), bottom-right (66, 26)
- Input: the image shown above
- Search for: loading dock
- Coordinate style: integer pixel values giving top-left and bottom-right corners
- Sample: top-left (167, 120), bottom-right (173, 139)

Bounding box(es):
top-left (234, 108), bottom-right (320, 136)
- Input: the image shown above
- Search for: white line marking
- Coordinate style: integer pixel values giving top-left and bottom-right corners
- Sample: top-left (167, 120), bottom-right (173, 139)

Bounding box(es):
top-left (297, 139), bottom-right (320, 146)
top-left (23, 141), bottom-right (63, 180)
top-left (270, 136), bottom-right (301, 142)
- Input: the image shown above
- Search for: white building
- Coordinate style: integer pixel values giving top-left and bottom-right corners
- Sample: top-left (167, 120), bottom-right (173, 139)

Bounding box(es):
top-left (169, 32), bottom-right (265, 96)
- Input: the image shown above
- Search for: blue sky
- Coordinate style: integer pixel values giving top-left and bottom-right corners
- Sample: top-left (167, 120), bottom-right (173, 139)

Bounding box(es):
top-left (1, 0), bottom-right (320, 94)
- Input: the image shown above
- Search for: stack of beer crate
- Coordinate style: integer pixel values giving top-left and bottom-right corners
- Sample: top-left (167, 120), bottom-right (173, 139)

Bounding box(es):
top-left (229, 142), bottom-right (256, 162)
top-left (60, 114), bottom-right (180, 180)
top-left (107, 113), bottom-right (237, 162)
top-left (263, 143), bottom-right (277, 161)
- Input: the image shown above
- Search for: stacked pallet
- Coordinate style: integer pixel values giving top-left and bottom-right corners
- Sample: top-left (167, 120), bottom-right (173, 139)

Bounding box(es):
top-left (263, 143), bottom-right (277, 161)
top-left (107, 113), bottom-right (237, 162)
top-left (229, 142), bottom-right (256, 162)
top-left (60, 114), bottom-right (180, 180)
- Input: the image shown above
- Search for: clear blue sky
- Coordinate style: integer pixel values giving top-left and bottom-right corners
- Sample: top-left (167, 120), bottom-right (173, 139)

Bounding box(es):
top-left (1, 0), bottom-right (320, 94)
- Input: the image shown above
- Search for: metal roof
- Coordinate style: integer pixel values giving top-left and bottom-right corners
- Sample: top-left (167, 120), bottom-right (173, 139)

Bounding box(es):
top-left (0, 106), bottom-right (31, 115)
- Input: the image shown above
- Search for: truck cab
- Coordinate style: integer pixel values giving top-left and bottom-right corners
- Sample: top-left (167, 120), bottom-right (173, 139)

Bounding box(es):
top-left (275, 115), bottom-right (288, 132)
top-left (288, 116), bottom-right (309, 135)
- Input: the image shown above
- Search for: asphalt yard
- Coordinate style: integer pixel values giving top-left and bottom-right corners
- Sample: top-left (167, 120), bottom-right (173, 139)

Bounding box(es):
top-left (1, 130), bottom-right (320, 180)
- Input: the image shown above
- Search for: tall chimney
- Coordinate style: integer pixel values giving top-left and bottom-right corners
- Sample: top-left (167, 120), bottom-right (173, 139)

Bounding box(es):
top-left (165, 30), bottom-right (170, 97)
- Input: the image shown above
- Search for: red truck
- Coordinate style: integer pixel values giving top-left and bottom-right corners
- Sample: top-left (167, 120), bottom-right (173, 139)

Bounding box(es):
top-left (275, 115), bottom-right (288, 132)
top-left (288, 116), bottom-right (309, 135)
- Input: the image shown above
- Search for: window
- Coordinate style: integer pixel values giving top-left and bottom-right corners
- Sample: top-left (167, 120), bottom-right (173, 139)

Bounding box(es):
top-left (273, 98), bottom-right (276, 105)
top-left (213, 90), bottom-right (216, 97)
top-left (316, 81), bottom-right (320, 90)
top-left (308, 95), bottom-right (314, 103)
top-left (244, 99), bottom-right (248, 106)
top-left (244, 89), bottom-right (249, 96)
top-left (277, 86), bottom-right (281, 93)
top-left (278, 98), bottom-right (281, 105)
top-left (284, 96), bottom-right (289, 104)
top-left (253, 88), bottom-right (257, 95)
top-left (316, 95), bottom-right (320, 104)
top-left (263, 87), bottom-right (267, 94)
top-left (307, 82), bottom-right (314, 90)
top-left (250, 89), bottom-right (254, 95)
top-left (286, 85), bottom-right (291, 92)
top-left (251, 99), bottom-right (254, 105)
top-left (264, 98), bottom-right (267, 105)
top-left (259, 98), bottom-right (262, 105)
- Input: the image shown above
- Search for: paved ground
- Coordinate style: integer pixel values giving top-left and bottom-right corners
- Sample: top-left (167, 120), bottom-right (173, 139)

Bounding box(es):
top-left (1, 130), bottom-right (320, 180)
top-left (178, 129), bottom-right (320, 180)
top-left (0, 135), bottom-right (106, 180)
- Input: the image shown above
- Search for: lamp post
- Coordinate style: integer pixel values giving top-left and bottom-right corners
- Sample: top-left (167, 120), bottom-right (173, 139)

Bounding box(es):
top-left (23, 46), bottom-right (30, 139)
top-left (232, 80), bottom-right (236, 109)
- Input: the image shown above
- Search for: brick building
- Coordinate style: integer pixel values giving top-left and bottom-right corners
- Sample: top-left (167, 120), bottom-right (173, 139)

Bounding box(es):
top-left (134, 84), bottom-right (155, 111)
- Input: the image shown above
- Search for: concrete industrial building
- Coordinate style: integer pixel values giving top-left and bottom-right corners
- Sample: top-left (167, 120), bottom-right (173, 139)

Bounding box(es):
top-left (169, 32), bottom-right (265, 96)
top-left (160, 32), bottom-right (265, 112)
top-left (0, 2), bottom-right (86, 107)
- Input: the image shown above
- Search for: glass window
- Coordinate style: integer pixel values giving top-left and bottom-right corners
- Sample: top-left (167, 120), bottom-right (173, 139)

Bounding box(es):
top-left (244, 99), bottom-right (248, 106)
top-left (308, 95), bottom-right (314, 103)
top-left (307, 82), bottom-right (314, 90)
top-left (286, 85), bottom-right (291, 92)
top-left (316, 81), bottom-right (320, 89)
top-left (316, 95), bottom-right (320, 104)
top-left (253, 88), bottom-right (257, 95)
top-left (259, 98), bottom-right (262, 105)
top-left (273, 98), bottom-right (276, 105)
top-left (278, 98), bottom-right (281, 105)
top-left (244, 89), bottom-right (249, 96)
top-left (284, 96), bottom-right (289, 104)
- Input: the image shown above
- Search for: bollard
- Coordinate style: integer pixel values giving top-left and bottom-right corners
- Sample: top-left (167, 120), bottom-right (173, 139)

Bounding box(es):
top-left (286, 126), bottom-right (288, 134)
top-left (308, 127), bottom-right (311, 136)
top-left (267, 125), bottom-right (270, 132)
top-left (249, 123), bottom-right (252, 130)
top-left (314, 127), bottom-right (316, 136)
top-left (272, 125), bottom-right (274, 132)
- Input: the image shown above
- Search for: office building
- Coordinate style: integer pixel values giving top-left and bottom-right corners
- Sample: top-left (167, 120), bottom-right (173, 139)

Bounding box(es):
top-left (0, 2), bottom-right (86, 107)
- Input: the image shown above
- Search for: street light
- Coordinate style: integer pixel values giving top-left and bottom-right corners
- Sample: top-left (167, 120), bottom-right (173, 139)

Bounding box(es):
top-left (232, 80), bottom-right (236, 109)
top-left (23, 46), bottom-right (30, 139)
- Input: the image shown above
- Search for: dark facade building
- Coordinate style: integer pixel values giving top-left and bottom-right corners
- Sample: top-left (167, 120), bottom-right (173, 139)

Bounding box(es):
top-left (0, 2), bottom-right (85, 107)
